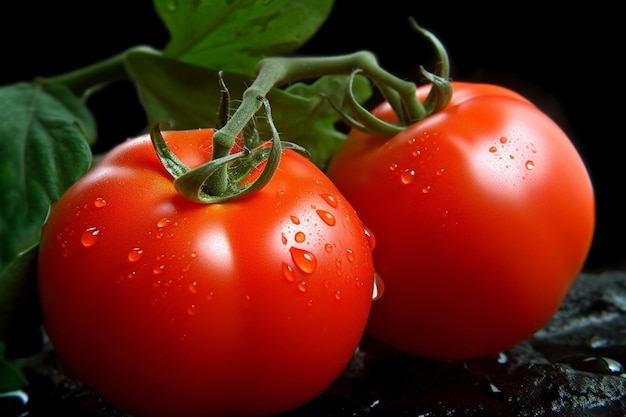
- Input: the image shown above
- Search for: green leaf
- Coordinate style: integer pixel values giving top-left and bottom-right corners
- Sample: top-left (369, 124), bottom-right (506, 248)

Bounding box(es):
top-left (0, 245), bottom-right (42, 355)
top-left (126, 49), bottom-right (372, 168)
top-left (0, 342), bottom-right (27, 393)
top-left (154, 0), bottom-right (334, 76)
top-left (0, 82), bottom-right (94, 274)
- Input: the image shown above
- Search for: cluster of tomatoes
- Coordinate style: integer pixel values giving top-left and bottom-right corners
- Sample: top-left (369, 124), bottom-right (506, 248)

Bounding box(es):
top-left (37, 81), bottom-right (594, 416)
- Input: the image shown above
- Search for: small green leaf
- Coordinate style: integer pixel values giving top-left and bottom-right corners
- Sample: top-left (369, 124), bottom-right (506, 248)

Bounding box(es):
top-left (154, 0), bottom-right (334, 76)
top-left (126, 50), bottom-right (372, 168)
top-left (0, 342), bottom-right (28, 393)
top-left (0, 82), bottom-right (94, 274)
top-left (0, 245), bottom-right (42, 355)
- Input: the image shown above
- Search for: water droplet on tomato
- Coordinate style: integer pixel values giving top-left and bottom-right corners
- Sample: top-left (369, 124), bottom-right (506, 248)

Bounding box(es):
top-left (372, 272), bottom-right (385, 301)
top-left (489, 146), bottom-right (497, 153)
top-left (400, 169), bottom-right (415, 184)
top-left (93, 197), bottom-right (107, 208)
top-left (363, 226), bottom-right (376, 250)
top-left (282, 262), bottom-right (296, 282)
top-left (297, 281), bottom-right (307, 292)
top-left (153, 265), bottom-right (164, 274)
top-left (325, 243), bottom-right (334, 253)
top-left (525, 160), bottom-right (535, 170)
top-left (80, 227), bottom-right (101, 247)
top-left (500, 137), bottom-right (508, 144)
top-left (436, 168), bottom-right (445, 176)
top-left (422, 185), bottom-right (431, 194)
top-left (127, 248), bottom-right (143, 262)
top-left (188, 281), bottom-right (198, 294)
top-left (335, 290), bottom-right (342, 300)
top-left (316, 209), bottom-right (336, 226)
top-left (190, 251), bottom-right (199, 258)
top-left (290, 215), bottom-right (300, 225)
top-left (157, 218), bottom-right (172, 228)
top-left (389, 163), bottom-right (398, 171)
top-left (281, 233), bottom-right (288, 245)
top-left (187, 304), bottom-right (197, 316)
top-left (290, 247), bottom-right (317, 273)
top-left (307, 299), bottom-right (314, 307)
top-left (295, 231), bottom-right (306, 242)
top-left (346, 249), bottom-right (355, 262)
top-left (320, 193), bottom-right (338, 208)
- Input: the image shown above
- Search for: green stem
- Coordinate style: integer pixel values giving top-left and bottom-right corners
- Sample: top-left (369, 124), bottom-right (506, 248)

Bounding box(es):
top-left (207, 51), bottom-right (423, 195)
top-left (44, 45), bottom-right (159, 99)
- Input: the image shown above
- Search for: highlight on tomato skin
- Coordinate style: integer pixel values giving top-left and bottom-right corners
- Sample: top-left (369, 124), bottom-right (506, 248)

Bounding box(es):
top-left (325, 81), bottom-right (595, 361)
top-left (36, 128), bottom-right (377, 417)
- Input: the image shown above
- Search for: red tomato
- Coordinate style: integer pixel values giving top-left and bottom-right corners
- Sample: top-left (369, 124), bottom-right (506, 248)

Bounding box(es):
top-left (326, 82), bottom-right (595, 360)
top-left (37, 129), bottom-right (376, 417)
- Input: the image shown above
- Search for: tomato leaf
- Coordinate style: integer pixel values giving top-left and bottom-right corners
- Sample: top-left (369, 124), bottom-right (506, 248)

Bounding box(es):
top-left (0, 82), bottom-right (94, 275)
top-left (0, 342), bottom-right (27, 393)
top-left (154, 0), bottom-right (334, 76)
top-left (125, 49), bottom-right (372, 168)
top-left (0, 245), bottom-right (42, 355)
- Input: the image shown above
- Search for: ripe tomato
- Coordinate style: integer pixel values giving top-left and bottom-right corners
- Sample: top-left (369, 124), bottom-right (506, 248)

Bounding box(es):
top-left (326, 82), bottom-right (595, 360)
top-left (37, 129), bottom-right (376, 417)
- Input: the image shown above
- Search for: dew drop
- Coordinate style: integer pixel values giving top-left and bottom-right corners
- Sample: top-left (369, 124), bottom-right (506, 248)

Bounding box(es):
top-left (346, 249), bottom-right (355, 262)
top-left (289, 247), bottom-right (317, 274)
top-left (489, 146), bottom-right (498, 153)
top-left (400, 169), bottom-right (415, 184)
top-left (372, 271), bottom-right (385, 301)
top-left (363, 226), bottom-right (376, 250)
top-left (525, 160), bottom-right (535, 170)
top-left (153, 265), bottom-right (164, 275)
top-left (422, 185), bottom-right (431, 194)
top-left (295, 231), bottom-right (306, 243)
top-left (335, 290), bottom-right (342, 300)
top-left (282, 262), bottom-right (296, 282)
top-left (80, 227), bottom-right (101, 247)
top-left (157, 218), bottom-right (172, 228)
top-left (93, 198), bottom-right (107, 208)
top-left (190, 251), bottom-right (199, 258)
top-left (436, 168), bottom-right (445, 176)
top-left (290, 215), bottom-right (300, 225)
top-left (325, 243), bottom-right (334, 253)
top-left (320, 193), bottom-right (338, 208)
top-left (281, 233), bottom-right (288, 245)
top-left (500, 137), bottom-right (508, 144)
top-left (316, 209), bottom-right (336, 226)
top-left (188, 281), bottom-right (198, 294)
top-left (187, 304), bottom-right (197, 316)
top-left (127, 248), bottom-right (143, 262)
top-left (297, 281), bottom-right (307, 292)
top-left (389, 163), bottom-right (398, 171)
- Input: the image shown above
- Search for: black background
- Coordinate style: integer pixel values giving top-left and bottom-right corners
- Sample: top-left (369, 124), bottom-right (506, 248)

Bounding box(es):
top-left (2, 2), bottom-right (623, 271)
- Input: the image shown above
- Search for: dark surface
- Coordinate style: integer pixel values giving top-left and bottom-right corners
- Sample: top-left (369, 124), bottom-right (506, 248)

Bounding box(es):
top-left (7, 271), bottom-right (626, 417)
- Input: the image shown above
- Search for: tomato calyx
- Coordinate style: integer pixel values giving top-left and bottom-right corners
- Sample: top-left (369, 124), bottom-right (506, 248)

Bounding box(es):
top-left (152, 88), bottom-right (308, 204)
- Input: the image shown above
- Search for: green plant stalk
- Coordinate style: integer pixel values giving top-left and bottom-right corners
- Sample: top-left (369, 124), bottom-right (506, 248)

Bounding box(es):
top-left (44, 46), bottom-right (159, 99)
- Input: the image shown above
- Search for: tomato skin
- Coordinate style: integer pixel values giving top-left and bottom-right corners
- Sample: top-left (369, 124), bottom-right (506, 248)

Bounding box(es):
top-left (326, 82), bottom-right (595, 360)
top-left (37, 129), bottom-right (375, 417)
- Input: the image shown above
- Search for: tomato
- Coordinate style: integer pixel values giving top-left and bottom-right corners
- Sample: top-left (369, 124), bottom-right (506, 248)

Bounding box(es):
top-left (37, 129), bottom-right (376, 417)
top-left (326, 82), bottom-right (595, 360)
